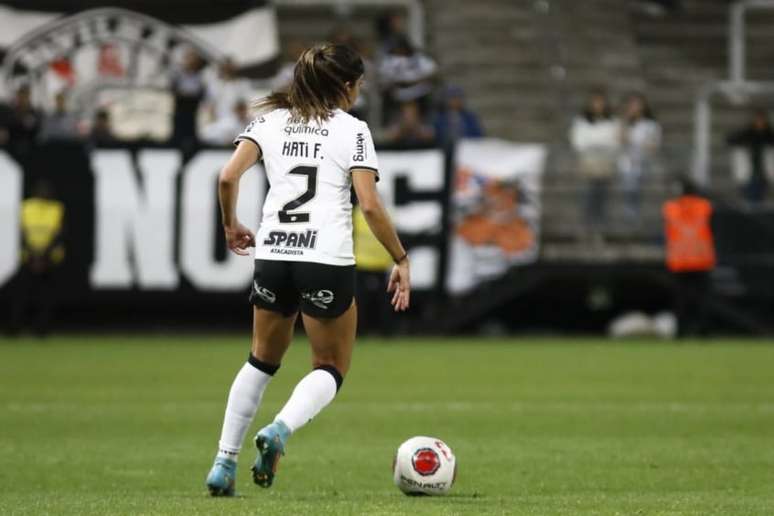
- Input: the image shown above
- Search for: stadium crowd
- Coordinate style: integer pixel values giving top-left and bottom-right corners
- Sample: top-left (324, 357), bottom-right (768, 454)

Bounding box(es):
top-left (0, 12), bottom-right (484, 159)
top-left (0, 12), bottom-right (489, 337)
top-left (0, 9), bottom-right (770, 241)
top-left (570, 90), bottom-right (663, 236)
top-left (1, 4), bottom-right (768, 217)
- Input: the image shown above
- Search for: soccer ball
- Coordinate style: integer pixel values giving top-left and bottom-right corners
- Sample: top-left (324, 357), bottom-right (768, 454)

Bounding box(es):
top-left (393, 436), bottom-right (456, 495)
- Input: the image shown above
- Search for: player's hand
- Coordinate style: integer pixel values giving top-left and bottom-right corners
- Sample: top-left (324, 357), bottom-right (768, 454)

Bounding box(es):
top-left (387, 258), bottom-right (410, 312)
top-left (224, 222), bottom-right (255, 256)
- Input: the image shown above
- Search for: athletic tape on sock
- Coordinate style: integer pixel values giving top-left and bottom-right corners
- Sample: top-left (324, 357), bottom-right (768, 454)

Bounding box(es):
top-left (248, 354), bottom-right (280, 376)
top-left (314, 365), bottom-right (344, 392)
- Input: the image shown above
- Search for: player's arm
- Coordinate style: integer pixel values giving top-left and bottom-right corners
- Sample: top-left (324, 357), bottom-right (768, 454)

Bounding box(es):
top-left (218, 140), bottom-right (260, 256)
top-left (351, 169), bottom-right (410, 311)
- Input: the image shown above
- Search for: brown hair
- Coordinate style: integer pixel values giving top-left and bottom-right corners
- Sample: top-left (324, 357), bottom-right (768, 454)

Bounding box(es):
top-left (254, 43), bottom-right (364, 124)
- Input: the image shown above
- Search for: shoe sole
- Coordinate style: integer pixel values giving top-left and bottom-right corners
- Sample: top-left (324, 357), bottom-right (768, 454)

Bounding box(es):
top-left (251, 434), bottom-right (283, 488)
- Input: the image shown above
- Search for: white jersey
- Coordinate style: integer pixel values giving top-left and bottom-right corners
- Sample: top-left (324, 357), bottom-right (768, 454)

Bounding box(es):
top-left (235, 108), bottom-right (379, 266)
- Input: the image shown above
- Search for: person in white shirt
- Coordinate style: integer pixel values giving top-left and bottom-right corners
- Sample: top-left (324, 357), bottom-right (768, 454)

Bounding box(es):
top-left (38, 90), bottom-right (83, 142)
top-left (619, 93), bottom-right (661, 222)
top-left (378, 36), bottom-right (437, 117)
top-left (205, 58), bottom-right (253, 123)
top-left (200, 99), bottom-right (251, 146)
top-left (269, 40), bottom-right (306, 93)
top-left (570, 91), bottom-right (620, 237)
top-left (205, 43), bottom-right (410, 496)
top-left (170, 48), bottom-right (206, 151)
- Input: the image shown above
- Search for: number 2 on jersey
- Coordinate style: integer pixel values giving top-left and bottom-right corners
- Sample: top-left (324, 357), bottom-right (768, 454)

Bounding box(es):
top-left (279, 165), bottom-right (318, 223)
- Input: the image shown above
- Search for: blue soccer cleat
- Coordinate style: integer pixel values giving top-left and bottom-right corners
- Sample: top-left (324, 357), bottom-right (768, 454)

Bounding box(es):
top-left (251, 420), bottom-right (291, 488)
top-left (206, 457), bottom-right (237, 497)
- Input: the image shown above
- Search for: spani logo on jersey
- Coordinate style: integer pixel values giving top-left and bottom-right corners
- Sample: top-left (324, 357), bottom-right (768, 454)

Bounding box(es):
top-left (263, 230), bottom-right (318, 256)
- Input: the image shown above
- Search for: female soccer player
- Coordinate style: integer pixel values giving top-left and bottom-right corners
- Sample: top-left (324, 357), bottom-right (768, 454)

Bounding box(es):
top-left (205, 43), bottom-right (410, 496)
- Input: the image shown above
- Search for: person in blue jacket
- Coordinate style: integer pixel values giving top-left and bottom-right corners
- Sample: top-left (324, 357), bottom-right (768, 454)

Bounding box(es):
top-left (433, 85), bottom-right (484, 146)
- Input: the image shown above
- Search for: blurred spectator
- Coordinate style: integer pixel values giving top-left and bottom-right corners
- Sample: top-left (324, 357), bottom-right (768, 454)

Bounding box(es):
top-left (618, 93), bottom-right (661, 222)
top-left (384, 101), bottom-right (434, 145)
top-left (7, 84), bottom-right (42, 156)
top-left (328, 29), bottom-right (373, 121)
top-left (433, 85), bottom-right (484, 146)
top-left (570, 90), bottom-right (620, 239)
top-left (727, 109), bottom-right (774, 204)
top-left (90, 108), bottom-right (119, 146)
top-left (205, 58), bottom-right (252, 123)
top-left (38, 90), bottom-right (81, 142)
top-left (378, 36), bottom-right (437, 117)
top-left (663, 179), bottom-right (715, 338)
top-left (271, 40), bottom-right (306, 93)
top-left (635, 0), bottom-right (681, 16)
top-left (201, 99), bottom-right (251, 145)
top-left (170, 48), bottom-right (206, 152)
top-left (0, 99), bottom-right (12, 146)
top-left (10, 180), bottom-right (65, 336)
top-left (329, 26), bottom-right (359, 49)
top-left (375, 12), bottom-right (407, 59)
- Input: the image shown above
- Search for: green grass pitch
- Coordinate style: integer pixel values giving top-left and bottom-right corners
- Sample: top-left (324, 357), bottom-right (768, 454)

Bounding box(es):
top-left (1, 335), bottom-right (773, 515)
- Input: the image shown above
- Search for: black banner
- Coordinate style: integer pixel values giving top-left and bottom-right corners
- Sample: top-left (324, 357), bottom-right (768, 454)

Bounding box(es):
top-left (0, 142), bottom-right (451, 329)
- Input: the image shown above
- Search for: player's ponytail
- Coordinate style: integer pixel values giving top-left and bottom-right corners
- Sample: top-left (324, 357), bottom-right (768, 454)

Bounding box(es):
top-left (254, 43), bottom-right (364, 124)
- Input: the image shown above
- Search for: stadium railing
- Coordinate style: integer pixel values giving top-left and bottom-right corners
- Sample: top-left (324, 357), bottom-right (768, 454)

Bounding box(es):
top-left (692, 0), bottom-right (774, 185)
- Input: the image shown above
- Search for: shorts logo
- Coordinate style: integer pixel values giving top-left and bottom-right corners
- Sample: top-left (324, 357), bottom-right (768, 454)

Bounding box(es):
top-left (253, 282), bottom-right (277, 304)
top-left (411, 448), bottom-right (441, 477)
top-left (302, 290), bottom-right (334, 310)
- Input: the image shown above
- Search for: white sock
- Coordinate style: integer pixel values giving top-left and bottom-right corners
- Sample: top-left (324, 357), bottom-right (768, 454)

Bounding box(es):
top-left (216, 357), bottom-right (277, 461)
top-left (274, 367), bottom-right (342, 433)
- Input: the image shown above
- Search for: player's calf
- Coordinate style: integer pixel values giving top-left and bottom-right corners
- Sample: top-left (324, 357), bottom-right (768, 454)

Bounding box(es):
top-left (252, 365), bottom-right (344, 488)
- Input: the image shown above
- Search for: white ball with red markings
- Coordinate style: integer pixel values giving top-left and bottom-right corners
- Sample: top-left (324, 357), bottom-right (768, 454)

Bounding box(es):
top-left (393, 436), bottom-right (456, 495)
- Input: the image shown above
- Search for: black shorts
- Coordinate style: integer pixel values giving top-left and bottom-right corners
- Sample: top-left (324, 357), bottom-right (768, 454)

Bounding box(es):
top-left (249, 259), bottom-right (356, 318)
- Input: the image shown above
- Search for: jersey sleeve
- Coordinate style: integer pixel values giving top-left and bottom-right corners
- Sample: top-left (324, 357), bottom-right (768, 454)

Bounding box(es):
top-left (349, 121), bottom-right (379, 181)
top-left (233, 115), bottom-right (265, 154)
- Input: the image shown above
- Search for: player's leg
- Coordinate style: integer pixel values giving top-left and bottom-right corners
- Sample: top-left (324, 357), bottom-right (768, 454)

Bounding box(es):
top-left (207, 309), bottom-right (296, 496)
top-left (252, 304), bottom-right (356, 488)
top-left (207, 261), bottom-right (299, 496)
top-left (252, 263), bottom-right (356, 488)
top-left (276, 302), bottom-right (357, 428)
top-left (218, 309), bottom-right (297, 458)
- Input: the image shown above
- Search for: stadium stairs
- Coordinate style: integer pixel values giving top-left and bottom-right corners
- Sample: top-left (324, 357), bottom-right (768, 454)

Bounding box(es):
top-left (633, 0), bottom-right (774, 195)
top-left (427, 0), bottom-right (667, 263)
top-left (424, 0), bottom-right (774, 333)
top-left (274, 2), bottom-right (773, 333)
top-left (428, 0), bottom-right (774, 261)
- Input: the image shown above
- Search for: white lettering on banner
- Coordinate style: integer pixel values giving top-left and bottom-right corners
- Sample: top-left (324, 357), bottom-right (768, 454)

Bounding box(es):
top-left (377, 150), bottom-right (445, 289)
top-left (90, 149), bottom-right (181, 289)
top-left (0, 151), bottom-right (22, 286)
top-left (180, 151), bottom-right (263, 290)
top-left (0, 148), bottom-right (446, 293)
